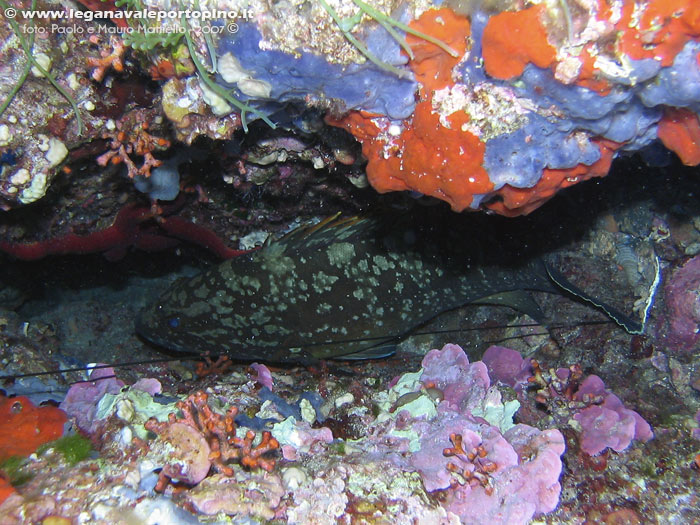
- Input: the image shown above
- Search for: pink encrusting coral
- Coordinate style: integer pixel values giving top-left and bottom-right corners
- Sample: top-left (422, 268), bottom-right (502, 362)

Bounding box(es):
top-left (481, 345), bottom-right (533, 390)
top-left (387, 344), bottom-right (566, 524)
top-left (59, 366), bottom-right (125, 434)
top-left (483, 346), bottom-right (654, 456)
top-left (569, 374), bottom-right (654, 456)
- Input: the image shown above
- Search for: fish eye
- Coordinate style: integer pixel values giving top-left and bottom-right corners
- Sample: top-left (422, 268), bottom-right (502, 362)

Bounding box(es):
top-left (168, 317), bottom-right (180, 328)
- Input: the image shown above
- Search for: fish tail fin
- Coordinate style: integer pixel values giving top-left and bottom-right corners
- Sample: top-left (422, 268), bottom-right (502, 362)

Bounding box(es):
top-left (544, 263), bottom-right (644, 334)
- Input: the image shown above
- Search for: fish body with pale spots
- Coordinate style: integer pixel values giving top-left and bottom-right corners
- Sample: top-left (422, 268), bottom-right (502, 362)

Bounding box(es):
top-left (136, 216), bottom-right (641, 362)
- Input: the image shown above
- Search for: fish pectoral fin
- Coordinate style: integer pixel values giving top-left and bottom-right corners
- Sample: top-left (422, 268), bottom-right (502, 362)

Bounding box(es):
top-left (334, 341), bottom-right (397, 360)
top-left (470, 290), bottom-right (546, 325)
top-left (544, 263), bottom-right (644, 334)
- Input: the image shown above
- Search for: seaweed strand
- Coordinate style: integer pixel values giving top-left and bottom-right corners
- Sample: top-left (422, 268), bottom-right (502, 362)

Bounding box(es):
top-left (0, 0), bottom-right (84, 135)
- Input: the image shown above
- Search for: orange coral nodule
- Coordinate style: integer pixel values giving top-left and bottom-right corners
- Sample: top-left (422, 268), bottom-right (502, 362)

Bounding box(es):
top-left (0, 395), bottom-right (67, 463)
top-left (657, 108), bottom-right (700, 166)
top-left (481, 5), bottom-right (556, 80)
top-left (485, 139), bottom-right (620, 217)
top-left (443, 433), bottom-right (467, 458)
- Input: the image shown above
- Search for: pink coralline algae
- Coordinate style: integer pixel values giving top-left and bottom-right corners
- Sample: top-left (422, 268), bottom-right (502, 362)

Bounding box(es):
top-left (184, 471), bottom-right (285, 519)
top-left (250, 362), bottom-right (274, 390)
top-left (661, 254), bottom-right (700, 352)
top-left (569, 374), bottom-right (654, 456)
top-left (443, 425), bottom-right (565, 524)
top-left (59, 366), bottom-right (164, 434)
top-left (147, 421), bottom-right (212, 488)
top-left (279, 421), bottom-right (333, 461)
top-left (483, 346), bottom-right (654, 456)
top-left (420, 343), bottom-right (492, 414)
top-left (59, 366), bottom-right (125, 433)
top-left (481, 345), bottom-right (533, 390)
top-left (395, 344), bottom-right (566, 525)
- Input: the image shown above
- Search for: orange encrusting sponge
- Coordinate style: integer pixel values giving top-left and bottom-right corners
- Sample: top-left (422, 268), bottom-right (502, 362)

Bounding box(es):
top-left (481, 5), bottom-right (556, 80)
top-left (0, 395), bottom-right (67, 463)
top-left (0, 475), bottom-right (15, 505)
top-left (0, 395), bottom-right (67, 504)
top-left (616, 0), bottom-right (700, 67)
top-left (330, 3), bottom-right (700, 216)
top-left (405, 8), bottom-right (469, 92)
top-left (485, 140), bottom-right (621, 217)
top-left (331, 8), bottom-right (493, 212)
top-left (573, 43), bottom-right (613, 95)
top-left (657, 108), bottom-right (700, 166)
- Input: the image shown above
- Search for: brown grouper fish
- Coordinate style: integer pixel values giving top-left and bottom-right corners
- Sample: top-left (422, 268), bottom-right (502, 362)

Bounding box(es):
top-left (136, 215), bottom-right (642, 362)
